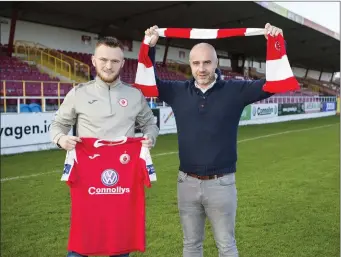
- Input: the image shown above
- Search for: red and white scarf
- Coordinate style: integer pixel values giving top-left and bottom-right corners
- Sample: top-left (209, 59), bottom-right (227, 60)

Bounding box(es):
top-left (134, 28), bottom-right (299, 97)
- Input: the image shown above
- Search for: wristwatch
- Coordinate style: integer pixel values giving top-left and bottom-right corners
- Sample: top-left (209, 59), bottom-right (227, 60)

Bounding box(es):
top-left (55, 136), bottom-right (63, 149)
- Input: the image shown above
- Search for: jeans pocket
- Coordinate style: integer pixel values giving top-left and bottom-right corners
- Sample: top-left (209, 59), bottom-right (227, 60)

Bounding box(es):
top-left (177, 171), bottom-right (188, 183)
top-left (218, 173), bottom-right (235, 186)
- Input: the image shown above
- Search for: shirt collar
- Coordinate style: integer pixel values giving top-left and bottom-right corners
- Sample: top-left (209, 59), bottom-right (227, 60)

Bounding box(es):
top-left (95, 76), bottom-right (121, 88)
top-left (194, 73), bottom-right (218, 92)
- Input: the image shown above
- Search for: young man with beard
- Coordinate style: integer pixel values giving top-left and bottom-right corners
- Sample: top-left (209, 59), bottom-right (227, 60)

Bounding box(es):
top-left (50, 37), bottom-right (159, 257)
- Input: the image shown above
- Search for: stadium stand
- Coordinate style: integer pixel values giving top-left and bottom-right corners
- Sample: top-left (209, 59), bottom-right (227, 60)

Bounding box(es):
top-left (0, 47), bottom-right (327, 113)
top-left (0, 56), bottom-right (59, 82)
top-left (59, 50), bottom-right (188, 83)
top-left (0, 54), bottom-right (71, 112)
top-left (1, 39), bottom-right (335, 114)
top-left (0, 1), bottom-right (339, 113)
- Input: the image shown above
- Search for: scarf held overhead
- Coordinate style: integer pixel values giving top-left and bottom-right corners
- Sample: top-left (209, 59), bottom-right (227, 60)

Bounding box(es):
top-left (134, 28), bottom-right (300, 97)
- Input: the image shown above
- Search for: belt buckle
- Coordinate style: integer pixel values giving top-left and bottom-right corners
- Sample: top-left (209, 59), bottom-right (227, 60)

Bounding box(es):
top-left (197, 175), bottom-right (207, 180)
top-left (195, 175), bottom-right (218, 180)
top-left (210, 175), bottom-right (218, 180)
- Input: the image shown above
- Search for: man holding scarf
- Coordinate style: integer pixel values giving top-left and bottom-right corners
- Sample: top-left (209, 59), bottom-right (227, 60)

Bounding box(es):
top-left (144, 23), bottom-right (284, 257)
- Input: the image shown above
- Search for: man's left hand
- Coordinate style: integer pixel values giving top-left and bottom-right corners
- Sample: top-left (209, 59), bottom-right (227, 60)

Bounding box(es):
top-left (142, 136), bottom-right (153, 149)
top-left (264, 23), bottom-right (283, 40)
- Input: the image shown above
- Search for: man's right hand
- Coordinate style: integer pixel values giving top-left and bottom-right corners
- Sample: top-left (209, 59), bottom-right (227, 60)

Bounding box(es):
top-left (145, 25), bottom-right (159, 47)
top-left (58, 135), bottom-right (82, 151)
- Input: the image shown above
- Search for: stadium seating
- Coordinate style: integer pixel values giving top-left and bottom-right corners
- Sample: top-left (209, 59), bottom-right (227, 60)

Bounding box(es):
top-left (19, 103), bottom-right (31, 113)
top-left (300, 77), bottom-right (339, 96)
top-left (0, 55), bottom-right (69, 108)
top-left (28, 102), bottom-right (42, 112)
top-left (0, 48), bottom-right (331, 113)
top-left (220, 69), bottom-right (251, 80)
top-left (61, 50), bottom-right (266, 83)
top-left (0, 56), bottom-right (59, 81)
top-left (0, 43), bottom-right (9, 54)
top-left (60, 50), bottom-right (188, 83)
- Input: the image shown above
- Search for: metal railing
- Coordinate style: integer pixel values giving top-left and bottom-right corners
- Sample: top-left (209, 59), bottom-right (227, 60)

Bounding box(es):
top-left (14, 40), bottom-right (90, 82)
top-left (1, 96), bottom-right (160, 113)
top-left (1, 96), bottom-right (62, 113)
top-left (1, 90), bottom-right (337, 114)
top-left (1, 80), bottom-right (75, 112)
top-left (262, 95), bottom-right (337, 104)
top-left (47, 48), bottom-right (90, 83)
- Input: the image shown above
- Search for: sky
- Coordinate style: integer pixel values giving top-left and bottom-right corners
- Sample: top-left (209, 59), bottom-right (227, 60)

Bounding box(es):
top-left (274, 2), bottom-right (340, 33)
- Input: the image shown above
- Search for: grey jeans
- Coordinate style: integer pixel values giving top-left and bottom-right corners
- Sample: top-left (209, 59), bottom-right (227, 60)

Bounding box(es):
top-left (177, 171), bottom-right (238, 257)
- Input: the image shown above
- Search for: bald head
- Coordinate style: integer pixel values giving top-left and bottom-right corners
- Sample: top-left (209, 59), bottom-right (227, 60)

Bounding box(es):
top-left (189, 43), bottom-right (218, 62)
top-left (189, 43), bottom-right (218, 88)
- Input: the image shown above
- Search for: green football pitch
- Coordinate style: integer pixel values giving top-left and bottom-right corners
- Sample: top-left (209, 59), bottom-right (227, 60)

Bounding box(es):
top-left (1, 116), bottom-right (339, 257)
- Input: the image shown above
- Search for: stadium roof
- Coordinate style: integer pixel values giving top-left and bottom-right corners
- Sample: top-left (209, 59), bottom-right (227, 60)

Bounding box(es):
top-left (0, 1), bottom-right (340, 72)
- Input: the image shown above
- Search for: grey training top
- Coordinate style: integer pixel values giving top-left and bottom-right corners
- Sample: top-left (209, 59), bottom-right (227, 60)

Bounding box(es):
top-left (50, 76), bottom-right (159, 146)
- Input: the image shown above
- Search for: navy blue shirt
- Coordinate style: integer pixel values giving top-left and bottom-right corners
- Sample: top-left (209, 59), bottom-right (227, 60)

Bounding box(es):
top-left (149, 47), bottom-right (274, 175)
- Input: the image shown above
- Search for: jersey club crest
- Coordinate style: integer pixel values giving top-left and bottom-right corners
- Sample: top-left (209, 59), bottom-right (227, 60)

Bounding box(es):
top-left (120, 153), bottom-right (130, 164)
top-left (119, 98), bottom-right (128, 107)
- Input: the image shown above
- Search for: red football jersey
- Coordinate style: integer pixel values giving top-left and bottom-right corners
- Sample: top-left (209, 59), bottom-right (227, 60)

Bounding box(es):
top-left (61, 136), bottom-right (151, 256)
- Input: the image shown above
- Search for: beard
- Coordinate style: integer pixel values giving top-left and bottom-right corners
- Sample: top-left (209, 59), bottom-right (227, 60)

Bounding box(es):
top-left (195, 72), bottom-right (215, 86)
top-left (96, 67), bottom-right (121, 83)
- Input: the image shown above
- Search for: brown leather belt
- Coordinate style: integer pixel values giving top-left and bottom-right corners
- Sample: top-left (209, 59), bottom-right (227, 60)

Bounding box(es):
top-left (186, 173), bottom-right (225, 180)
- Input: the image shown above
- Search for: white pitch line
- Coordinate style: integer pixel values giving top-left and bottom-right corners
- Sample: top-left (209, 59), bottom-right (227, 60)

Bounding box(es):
top-left (153, 151), bottom-right (178, 157)
top-left (237, 123), bottom-right (337, 143)
top-left (153, 123), bottom-right (338, 156)
top-left (0, 170), bottom-right (59, 182)
top-left (1, 123), bottom-right (338, 183)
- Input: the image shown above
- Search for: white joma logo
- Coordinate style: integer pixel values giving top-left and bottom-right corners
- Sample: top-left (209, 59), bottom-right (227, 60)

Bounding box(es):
top-left (89, 154), bottom-right (100, 159)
